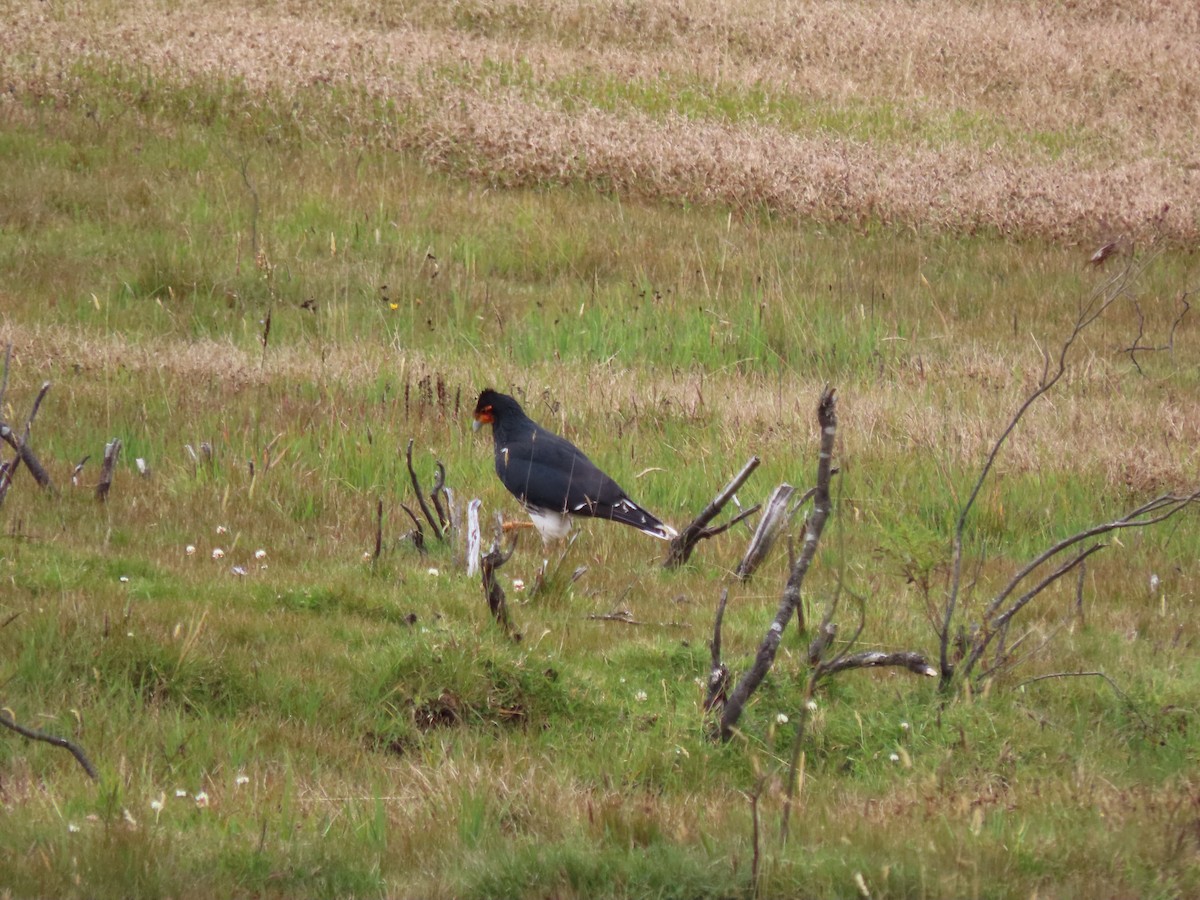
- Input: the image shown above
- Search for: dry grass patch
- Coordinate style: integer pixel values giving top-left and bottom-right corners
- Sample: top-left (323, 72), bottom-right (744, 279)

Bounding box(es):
top-left (4, 0), bottom-right (1199, 240)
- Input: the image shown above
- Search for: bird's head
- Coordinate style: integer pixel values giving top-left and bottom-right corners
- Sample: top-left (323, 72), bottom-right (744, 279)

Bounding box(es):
top-left (472, 388), bottom-right (512, 431)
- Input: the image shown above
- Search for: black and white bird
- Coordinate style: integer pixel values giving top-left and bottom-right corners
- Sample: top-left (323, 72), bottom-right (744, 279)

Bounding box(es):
top-left (472, 389), bottom-right (677, 544)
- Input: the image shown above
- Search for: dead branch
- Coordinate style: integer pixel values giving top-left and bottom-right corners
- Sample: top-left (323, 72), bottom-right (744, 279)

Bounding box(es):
top-left (400, 502), bottom-right (426, 553)
top-left (703, 589), bottom-right (730, 714)
top-left (1013, 670), bottom-right (1152, 731)
top-left (1124, 293), bottom-right (1190, 374)
top-left (405, 439), bottom-right (444, 539)
top-left (717, 388), bottom-right (837, 741)
top-left (373, 497), bottom-right (384, 560)
top-left (818, 650), bottom-right (937, 679)
top-left (466, 498), bottom-right (483, 576)
top-left (959, 490), bottom-right (1199, 681)
top-left (481, 520), bottom-right (520, 640)
top-left (939, 251), bottom-right (1154, 690)
top-left (735, 484), bottom-right (796, 580)
top-left (95, 438), bottom-right (122, 502)
top-left (664, 456), bottom-right (760, 568)
top-left (0, 380), bottom-right (54, 498)
top-left (0, 709), bottom-right (98, 781)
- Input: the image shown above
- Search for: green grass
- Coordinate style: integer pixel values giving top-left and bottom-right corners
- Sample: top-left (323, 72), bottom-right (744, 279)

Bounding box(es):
top-left (1, 45), bottom-right (1198, 900)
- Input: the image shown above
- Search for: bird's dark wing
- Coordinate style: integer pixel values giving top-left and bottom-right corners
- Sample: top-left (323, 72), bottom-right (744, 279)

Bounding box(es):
top-left (493, 423), bottom-right (622, 514)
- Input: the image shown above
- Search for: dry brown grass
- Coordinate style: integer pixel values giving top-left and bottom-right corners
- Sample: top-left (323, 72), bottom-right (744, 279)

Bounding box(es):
top-left (4, 0), bottom-right (1199, 241)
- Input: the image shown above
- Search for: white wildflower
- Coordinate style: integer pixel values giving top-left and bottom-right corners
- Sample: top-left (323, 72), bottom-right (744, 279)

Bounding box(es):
top-left (216, 525), bottom-right (228, 535)
top-left (194, 791), bottom-right (210, 808)
top-left (211, 548), bottom-right (225, 560)
top-left (254, 549), bottom-right (267, 560)
top-left (776, 713), bottom-right (789, 725)
top-left (185, 544), bottom-right (196, 556)
top-left (427, 567), bottom-right (440, 576)
top-left (635, 690), bottom-right (648, 702)
top-left (119, 575), bottom-right (130, 583)
top-left (68, 823), bottom-right (80, 833)
top-left (235, 774), bottom-right (249, 786)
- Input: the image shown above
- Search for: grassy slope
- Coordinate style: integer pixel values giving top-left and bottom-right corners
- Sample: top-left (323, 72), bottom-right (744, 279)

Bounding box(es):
top-left (1, 2), bottom-right (1199, 899)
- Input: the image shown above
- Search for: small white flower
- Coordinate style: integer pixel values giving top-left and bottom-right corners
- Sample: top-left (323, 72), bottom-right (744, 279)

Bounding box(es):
top-left (512, 578), bottom-right (525, 591)
top-left (123, 808), bottom-right (137, 827)
top-left (427, 567), bottom-right (440, 576)
top-left (185, 544), bottom-right (196, 556)
top-left (900, 721), bottom-right (910, 731)
top-left (635, 690), bottom-right (648, 702)
top-left (119, 575), bottom-right (130, 583)
top-left (1150, 573), bottom-right (1160, 593)
top-left (889, 753), bottom-right (900, 763)
top-left (68, 823), bottom-right (80, 833)
top-left (126, 631), bottom-right (134, 637)
top-left (211, 548), bottom-right (225, 560)
top-left (235, 774), bottom-right (250, 786)
top-left (254, 549), bottom-right (267, 560)
top-left (175, 789), bottom-right (188, 798)
top-left (805, 700), bottom-right (819, 712)
top-left (194, 791), bottom-right (210, 808)
top-left (216, 525), bottom-right (228, 535)
top-left (776, 713), bottom-right (789, 725)
top-left (231, 566), bottom-right (247, 577)
top-left (362, 551), bottom-right (373, 562)
top-left (150, 799), bottom-right (164, 812)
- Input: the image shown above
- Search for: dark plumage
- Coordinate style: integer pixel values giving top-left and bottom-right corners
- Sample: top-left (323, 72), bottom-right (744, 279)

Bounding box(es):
top-left (472, 389), bottom-right (677, 543)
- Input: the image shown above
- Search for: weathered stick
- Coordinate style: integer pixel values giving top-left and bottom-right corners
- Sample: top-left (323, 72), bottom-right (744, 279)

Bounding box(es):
top-left (373, 498), bottom-right (384, 560)
top-left (718, 389), bottom-right (837, 741)
top-left (664, 456), bottom-right (761, 568)
top-left (818, 650), bottom-right (937, 679)
top-left (703, 589), bottom-right (731, 714)
top-left (0, 381), bottom-right (54, 494)
top-left (735, 483), bottom-right (796, 580)
top-left (405, 439), bottom-right (444, 539)
top-left (466, 499), bottom-right (483, 576)
top-left (0, 709), bottom-right (99, 781)
top-left (940, 251), bottom-right (1156, 689)
top-left (95, 438), bottom-right (122, 502)
top-left (481, 521), bottom-right (520, 639)
top-left (399, 502), bottom-right (425, 553)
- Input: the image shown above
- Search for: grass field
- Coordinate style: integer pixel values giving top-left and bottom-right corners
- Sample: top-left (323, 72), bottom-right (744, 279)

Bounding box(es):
top-left (2, 1), bottom-right (1199, 898)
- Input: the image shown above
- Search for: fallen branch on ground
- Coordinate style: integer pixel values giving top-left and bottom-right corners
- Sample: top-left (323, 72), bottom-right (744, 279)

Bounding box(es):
top-left (0, 708), bottom-right (99, 781)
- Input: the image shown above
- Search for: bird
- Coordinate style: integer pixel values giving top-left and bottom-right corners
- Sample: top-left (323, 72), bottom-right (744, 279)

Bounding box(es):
top-left (472, 388), bottom-right (677, 544)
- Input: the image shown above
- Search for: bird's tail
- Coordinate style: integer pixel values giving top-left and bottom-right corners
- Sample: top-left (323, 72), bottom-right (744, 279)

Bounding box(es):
top-left (609, 499), bottom-right (678, 541)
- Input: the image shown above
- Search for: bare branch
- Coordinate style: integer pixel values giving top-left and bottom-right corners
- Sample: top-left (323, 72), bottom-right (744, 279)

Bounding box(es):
top-left (373, 497), bottom-right (384, 561)
top-left (0, 709), bottom-right (99, 781)
top-left (719, 388), bottom-right (837, 741)
top-left (399, 502), bottom-right (425, 553)
top-left (429, 462), bottom-right (449, 532)
top-left (940, 251), bottom-right (1155, 689)
top-left (481, 523), bottom-right (520, 639)
top-left (702, 589), bottom-right (731, 715)
top-left (818, 650), bottom-right (937, 679)
top-left (95, 438), bottom-right (122, 502)
top-left (405, 439), bottom-right (444, 539)
top-left (735, 484), bottom-right (796, 580)
top-left (1014, 670), bottom-right (1152, 731)
top-left (664, 456), bottom-right (760, 568)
